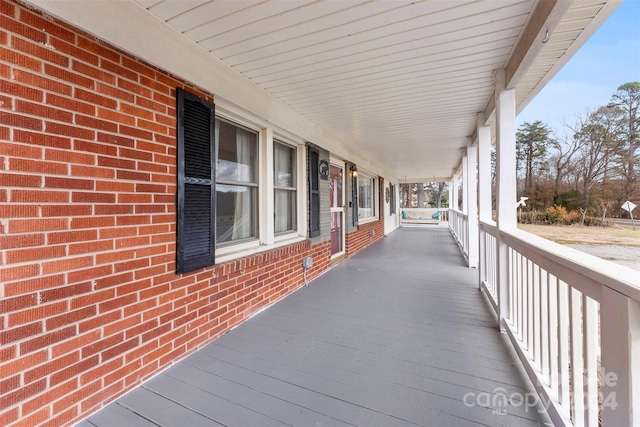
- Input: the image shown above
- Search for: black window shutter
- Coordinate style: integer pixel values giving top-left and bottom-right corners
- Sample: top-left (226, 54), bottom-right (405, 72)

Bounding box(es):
top-left (351, 165), bottom-right (358, 227)
top-left (176, 88), bottom-right (215, 274)
top-left (308, 147), bottom-right (320, 238)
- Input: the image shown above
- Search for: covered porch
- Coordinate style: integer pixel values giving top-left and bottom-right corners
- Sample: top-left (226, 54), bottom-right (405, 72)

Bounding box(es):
top-left (80, 227), bottom-right (551, 427)
top-left (1, 1), bottom-right (639, 426)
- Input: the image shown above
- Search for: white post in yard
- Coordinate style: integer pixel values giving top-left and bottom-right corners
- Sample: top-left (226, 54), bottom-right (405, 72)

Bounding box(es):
top-left (495, 69), bottom-right (516, 332)
top-left (466, 141), bottom-right (478, 269)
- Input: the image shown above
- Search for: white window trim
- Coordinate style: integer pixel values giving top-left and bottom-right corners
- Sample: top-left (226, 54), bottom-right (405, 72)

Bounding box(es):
top-left (388, 182), bottom-right (397, 217)
top-left (259, 127), bottom-right (273, 246)
top-left (296, 141), bottom-right (307, 239)
top-left (216, 236), bottom-right (307, 265)
top-left (357, 169), bottom-right (378, 224)
top-left (217, 239), bottom-right (261, 259)
top-left (211, 113), bottom-right (305, 260)
top-left (274, 133), bottom-right (306, 242)
top-left (214, 116), bottom-right (261, 249)
top-left (273, 139), bottom-right (298, 237)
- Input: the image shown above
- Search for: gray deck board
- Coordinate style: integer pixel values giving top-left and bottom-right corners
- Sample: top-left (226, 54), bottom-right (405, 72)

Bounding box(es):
top-left (82, 402), bottom-right (158, 427)
top-left (81, 227), bottom-right (552, 427)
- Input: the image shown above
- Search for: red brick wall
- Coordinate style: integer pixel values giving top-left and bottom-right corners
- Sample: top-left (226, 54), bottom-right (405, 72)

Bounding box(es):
top-left (345, 219), bottom-right (385, 257)
top-left (0, 2), bottom-right (336, 425)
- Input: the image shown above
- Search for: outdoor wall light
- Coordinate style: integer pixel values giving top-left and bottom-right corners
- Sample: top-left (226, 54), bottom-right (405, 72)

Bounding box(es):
top-left (350, 165), bottom-right (358, 178)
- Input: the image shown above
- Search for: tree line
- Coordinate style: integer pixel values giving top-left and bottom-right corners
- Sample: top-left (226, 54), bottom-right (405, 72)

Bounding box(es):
top-left (512, 82), bottom-right (639, 223)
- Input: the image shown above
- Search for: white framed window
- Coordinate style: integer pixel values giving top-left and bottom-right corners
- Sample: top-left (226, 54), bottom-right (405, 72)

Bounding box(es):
top-left (274, 140), bottom-right (297, 234)
top-left (177, 90), bottom-right (310, 270)
top-left (215, 117), bottom-right (259, 246)
top-left (358, 171), bottom-right (377, 221)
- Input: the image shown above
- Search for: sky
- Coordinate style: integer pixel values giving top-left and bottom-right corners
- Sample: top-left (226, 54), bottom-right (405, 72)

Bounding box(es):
top-left (515, 0), bottom-right (640, 138)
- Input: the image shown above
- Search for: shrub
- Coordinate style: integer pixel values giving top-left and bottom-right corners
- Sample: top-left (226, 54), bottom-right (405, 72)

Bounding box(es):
top-left (582, 216), bottom-right (614, 227)
top-left (517, 205), bottom-right (581, 225)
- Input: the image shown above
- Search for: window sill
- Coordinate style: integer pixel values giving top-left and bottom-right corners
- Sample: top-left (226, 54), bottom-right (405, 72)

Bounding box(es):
top-left (215, 235), bottom-right (307, 264)
top-left (274, 231), bottom-right (300, 243)
top-left (358, 217), bottom-right (378, 226)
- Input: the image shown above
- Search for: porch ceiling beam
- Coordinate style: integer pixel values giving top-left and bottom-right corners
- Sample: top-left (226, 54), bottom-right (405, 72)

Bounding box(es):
top-left (505, 0), bottom-right (571, 90)
top-left (479, 0), bottom-right (570, 129)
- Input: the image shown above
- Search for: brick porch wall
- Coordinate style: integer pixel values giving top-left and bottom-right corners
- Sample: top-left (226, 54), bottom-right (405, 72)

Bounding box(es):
top-left (0, 1), bottom-right (337, 425)
top-left (345, 219), bottom-right (385, 257)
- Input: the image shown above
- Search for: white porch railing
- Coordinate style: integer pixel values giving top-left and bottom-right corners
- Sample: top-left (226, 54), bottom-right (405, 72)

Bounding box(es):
top-left (449, 209), bottom-right (468, 261)
top-left (472, 220), bottom-right (640, 426)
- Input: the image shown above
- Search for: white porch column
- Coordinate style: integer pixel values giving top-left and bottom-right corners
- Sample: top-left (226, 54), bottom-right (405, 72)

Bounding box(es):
top-left (448, 178), bottom-right (454, 212)
top-left (477, 115), bottom-right (492, 289)
top-left (466, 142), bottom-right (478, 268)
top-left (495, 69), bottom-right (516, 331)
top-left (477, 117), bottom-right (492, 223)
top-left (462, 154), bottom-right (468, 215)
top-left (452, 174), bottom-right (459, 211)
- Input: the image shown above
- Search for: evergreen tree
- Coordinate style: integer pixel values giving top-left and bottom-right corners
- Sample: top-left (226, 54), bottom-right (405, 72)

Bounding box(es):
top-left (516, 121), bottom-right (552, 200)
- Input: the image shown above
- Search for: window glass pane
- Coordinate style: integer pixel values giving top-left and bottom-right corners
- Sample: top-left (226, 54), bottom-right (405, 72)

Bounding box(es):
top-left (274, 141), bottom-right (297, 234)
top-left (358, 174), bottom-right (374, 219)
top-left (330, 165), bottom-right (343, 208)
top-left (216, 184), bottom-right (257, 243)
top-left (216, 118), bottom-right (257, 183)
top-left (275, 189), bottom-right (296, 233)
top-left (274, 142), bottom-right (295, 188)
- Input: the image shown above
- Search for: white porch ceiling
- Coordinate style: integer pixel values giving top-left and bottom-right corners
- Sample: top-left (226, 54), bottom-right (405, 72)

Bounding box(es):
top-left (96, 1), bottom-right (620, 181)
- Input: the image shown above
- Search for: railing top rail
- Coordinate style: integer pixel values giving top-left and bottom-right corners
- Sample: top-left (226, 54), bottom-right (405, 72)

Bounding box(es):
top-left (479, 220), bottom-right (498, 236)
top-left (450, 209), bottom-right (467, 218)
top-left (494, 225), bottom-right (640, 302)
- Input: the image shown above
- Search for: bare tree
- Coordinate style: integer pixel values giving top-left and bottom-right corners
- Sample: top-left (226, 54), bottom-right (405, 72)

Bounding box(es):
top-left (549, 130), bottom-right (581, 202)
top-left (609, 82), bottom-right (640, 203)
top-left (570, 106), bottom-right (623, 207)
top-left (435, 181), bottom-right (446, 209)
top-left (425, 182), bottom-right (447, 208)
top-left (417, 183), bottom-right (425, 208)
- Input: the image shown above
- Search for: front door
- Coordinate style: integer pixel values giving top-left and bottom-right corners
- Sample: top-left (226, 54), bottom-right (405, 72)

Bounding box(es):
top-left (329, 163), bottom-right (344, 257)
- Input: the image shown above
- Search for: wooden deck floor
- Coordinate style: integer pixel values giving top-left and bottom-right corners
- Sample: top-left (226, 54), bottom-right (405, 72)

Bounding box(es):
top-left (79, 227), bottom-right (552, 427)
